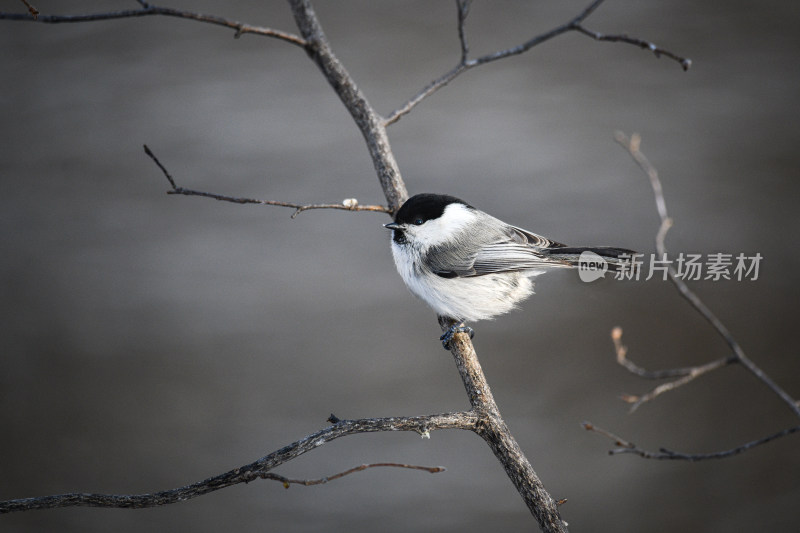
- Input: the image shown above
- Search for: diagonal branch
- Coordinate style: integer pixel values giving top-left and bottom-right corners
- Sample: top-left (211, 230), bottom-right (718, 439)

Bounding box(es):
top-left (289, 1), bottom-right (566, 529)
top-left (144, 145), bottom-right (392, 218)
top-left (620, 357), bottom-right (731, 413)
top-left (384, 0), bottom-right (689, 126)
top-left (0, 413), bottom-right (473, 513)
top-left (582, 133), bottom-right (800, 460)
top-left (573, 26), bottom-right (691, 71)
top-left (611, 327), bottom-right (735, 380)
top-left (612, 327), bottom-right (736, 412)
top-left (288, 0), bottom-right (408, 212)
top-left (18, 0), bottom-right (38, 19)
top-left (614, 131), bottom-right (800, 420)
top-left (582, 421), bottom-right (800, 461)
top-left (0, 1), bottom-right (306, 45)
top-left (438, 317), bottom-right (568, 532)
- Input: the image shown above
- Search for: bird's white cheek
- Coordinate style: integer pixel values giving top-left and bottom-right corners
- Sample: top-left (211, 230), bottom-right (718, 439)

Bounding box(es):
top-left (417, 204), bottom-right (477, 248)
top-left (408, 220), bottom-right (460, 250)
top-left (407, 227), bottom-right (437, 250)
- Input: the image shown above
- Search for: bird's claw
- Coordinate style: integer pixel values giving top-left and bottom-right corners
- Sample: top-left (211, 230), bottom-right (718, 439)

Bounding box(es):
top-left (440, 323), bottom-right (474, 350)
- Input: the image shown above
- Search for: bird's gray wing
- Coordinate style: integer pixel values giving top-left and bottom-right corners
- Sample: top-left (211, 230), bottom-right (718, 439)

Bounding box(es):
top-left (507, 225), bottom-right (568, 249)
top-left (429, 225), bottom-right (571, 278)
top-left (425, 239), bottom-right (482, 278)
top-left (470, 242), bottom-right (572, 275)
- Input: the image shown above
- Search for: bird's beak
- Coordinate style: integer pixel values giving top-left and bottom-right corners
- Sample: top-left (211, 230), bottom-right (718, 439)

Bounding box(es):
top-left (384, 222), bottom-right (401, 230)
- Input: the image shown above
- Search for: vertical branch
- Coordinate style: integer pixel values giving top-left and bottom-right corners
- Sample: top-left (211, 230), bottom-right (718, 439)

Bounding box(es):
top-left (456, 0), bottom-right (472, 63)
top-left (442, 318), bottom-right (567, 532)
top-left (615, 132), bottom-right (800, 420)
top-left (289, 2), bottom-right (566, 530)
top-left (287, 0), bottom-right (407, 212)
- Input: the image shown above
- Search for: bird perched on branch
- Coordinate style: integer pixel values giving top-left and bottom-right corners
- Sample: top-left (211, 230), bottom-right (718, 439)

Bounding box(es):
top-left (385, 193), bottom-right (635, 348)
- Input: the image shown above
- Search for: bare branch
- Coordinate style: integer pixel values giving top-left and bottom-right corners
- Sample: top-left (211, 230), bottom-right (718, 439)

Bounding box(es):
top-left (288, 2), bottom-right (566, 528)
top-left (264, 462), bottom-right (445, 488)
top-left (620, 359), bottom-right (729, 413)
top-left (143, 144), bottom-right (177, 189)
top-left (456, 0), bottom-right (472, 63)
top-left (583, 133), bottom-right (800, 460)
top-left (614, 132), bottom-right (800, 420)
top-left (2, 2), bottom-right (695, 528)
top-left (0, 413), bottom-right (474, 513)
top-left (573, 26), bottom-right (691, 71)
top-left (19, 0), bottom-right (38, 19)
top-left (144, 145), bottom-right (392, 218)
top-left (467, 0), bottom-right (605, 65)
top-left (385, 0), bottom-right (689, 126)
top-left (288, 0), bottom-right (408, 212)
top-left (438, 317), bottom-right (568, 532)
top-left (0, 2), bottom-right (306, 46)
top-left (169, 188), bottom-right (391, 218)
top-left (384, 64), bottom-right (466, 127)
top-left (611, 327), bottom-right (734, 380)
top-left (611, 327), bottom-right (736, 411)
top-left (583, 422), bottom-right (800, 461)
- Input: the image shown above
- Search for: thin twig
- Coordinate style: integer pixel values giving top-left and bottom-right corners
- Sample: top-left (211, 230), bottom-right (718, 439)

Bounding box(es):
top-left (612, 327), bottom-right (736, 412)
top-left (611, 327), bottom-right (735, 380)
top-left (0, 2), bottom-right (306, 46)
top-left (573, 26), bottom-right (691, 71)
top-left (263, 462), bottom-right (445, 488)
top-left (143, 144), bottom-right (177, 189)
top-left (614, 131), bottom-right (800, 420)
top-left (469, 0), bottom-right (604, 65)
top-left (0, 413), bottom-right (474, 513)
top-left (143, 145), bottom-right (392, 218)
top-left (384, 0), bottom-right (689, 126)
top-left (169, 188), bottom-right (391, 218)
top-left (583, 422), bottom-right (800, 461)
top-left (585, 133), bottom-right (800, 460)
top-left (456, 0), bottom-right (472, 63)
top-left (19, 0), bottom-right (37, 19)
top-left (621, 359), bottom-right (728, 413)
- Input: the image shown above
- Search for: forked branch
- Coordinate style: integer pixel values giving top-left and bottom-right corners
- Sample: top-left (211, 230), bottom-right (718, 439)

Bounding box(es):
top-left (611, 327), bottom-right (735, 412)
top-left (2, 2), bottom-right (570, 530)
top-left (1, 2), bottom-right (696, 531)
top-left (384, 0), bottom-right (690, 125)
top-left (0, 413), bottom-right (472, 513)
top-left (614, 132), bottom-right (799, 420)
top-left (583, 133), bottom-right (799, 460)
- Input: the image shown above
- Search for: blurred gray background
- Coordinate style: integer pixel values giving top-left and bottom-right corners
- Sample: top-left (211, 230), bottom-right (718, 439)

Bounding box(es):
top-left (2, 1), bottom-right (799, 531)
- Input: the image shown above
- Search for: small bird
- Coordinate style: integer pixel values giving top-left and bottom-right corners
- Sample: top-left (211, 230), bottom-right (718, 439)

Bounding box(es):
top-left (384, 193), bottom-right (635, 348)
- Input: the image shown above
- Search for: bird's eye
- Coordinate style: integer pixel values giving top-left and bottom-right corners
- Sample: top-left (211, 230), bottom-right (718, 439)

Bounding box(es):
top-left (413, 218), bottom-right (425, 226)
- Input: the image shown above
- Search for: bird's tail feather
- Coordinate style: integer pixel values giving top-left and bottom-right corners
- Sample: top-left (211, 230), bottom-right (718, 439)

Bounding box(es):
top-left (543, 246), bottom-right (638, 272)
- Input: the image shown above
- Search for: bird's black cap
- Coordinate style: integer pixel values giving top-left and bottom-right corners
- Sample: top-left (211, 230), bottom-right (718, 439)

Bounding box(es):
top-left (393, 193), bottom-right (472, 225)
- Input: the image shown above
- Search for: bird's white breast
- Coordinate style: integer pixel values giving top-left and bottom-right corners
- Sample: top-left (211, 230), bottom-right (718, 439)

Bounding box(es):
top-left (390, 231), bottom-right (538, 322)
